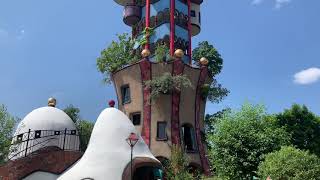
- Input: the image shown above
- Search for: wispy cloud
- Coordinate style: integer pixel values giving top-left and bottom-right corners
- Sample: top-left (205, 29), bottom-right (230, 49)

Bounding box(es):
top-left (275, 0), bottom-right (291, 9)
top-left (0, 27), bottom-right (26, 43)
top-left (251, 0), bottom-right (292, 9)
top-left (294, 67), bottom-right (320, 85)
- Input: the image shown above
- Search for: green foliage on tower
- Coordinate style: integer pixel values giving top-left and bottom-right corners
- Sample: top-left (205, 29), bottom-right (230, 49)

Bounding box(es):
top-left (97, 33), bottom-right (139, 83)
top-left (0, 105), bottom-right (17, 165)
top-left (144, 73), bottom-right (192, 103)
top-left (206, 103), bottom-right (290, 179)
top-left (258, 146), bottom-right (320, 180)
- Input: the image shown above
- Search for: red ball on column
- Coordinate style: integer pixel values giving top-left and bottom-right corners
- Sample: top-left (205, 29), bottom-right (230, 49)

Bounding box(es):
top-left (108, 100), bottom-right (115, 107)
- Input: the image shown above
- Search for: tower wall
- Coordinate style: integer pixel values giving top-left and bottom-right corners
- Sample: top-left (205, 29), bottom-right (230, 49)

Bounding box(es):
top-left (112, 59), bottom-right (210, 172)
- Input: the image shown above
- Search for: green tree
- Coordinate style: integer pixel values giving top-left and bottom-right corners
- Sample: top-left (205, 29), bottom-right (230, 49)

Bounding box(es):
top-left (205, 108), bottom-right (231, 134)
top-left (77, 120), bottom-right (94, 152)
top-left (207, 103), bottom-right (290, 179)
top-left (275, 104), bottom-right (320, 156)
top-left (258, 146), bottom-right (320, 180)
top-left (164, 145), bottom-right (194, 180)
top-left (193, 41), bottom-right (229, 103)
top-left (97, 33), bottom-right (139, 83)
top-left (63, 105), bottom-right (94, 151)
top-left (0, 105), bottom-right (17, 165)
top-left (63, 104), bottom-right (80, 123)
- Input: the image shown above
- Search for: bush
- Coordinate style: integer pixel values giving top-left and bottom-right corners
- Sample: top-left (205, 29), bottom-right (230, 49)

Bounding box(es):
top-left (164, 145), bottom-right (194, 180)
top-left (207, 103), bottom-right (290, 179)
top-left (144, 73), bottom-right (192, 103)
top-left (258, 146), bottom-right (320, 180)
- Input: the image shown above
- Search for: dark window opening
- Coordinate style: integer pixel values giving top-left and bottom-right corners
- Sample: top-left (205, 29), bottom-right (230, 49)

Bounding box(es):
top-left (181, 125), bottom-right (197, 152)
top-left (35, 130), bottom-right (41, 139)
top-left (17, 134), bottom-right (23, 142)
top-left (121, 85), bottom-right (131, 104)
top-left (157, 122), bottom-right (167, 141)
top-left (191, 10), bottom-right (196, 17)
top-left (131, 112), bottom-right (141, 126)
top-left (198, 12), bottom-right (201, 23)
top-left (54, 131), bottom-right (60, 135)
top-left (71, 130), bottom-right (77, 135)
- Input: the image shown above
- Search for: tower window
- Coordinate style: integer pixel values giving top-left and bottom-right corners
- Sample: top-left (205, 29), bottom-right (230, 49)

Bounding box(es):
top-left (191, 10), bottom-right (196, 17)
top-left (181, 124), bottom-right (197, 152)
top-left (130, 112), bottom-right (141, 126)
top-left (157, 122), bottom-right (167, 141)
top-left (198, 12), bottom-right (201, 23)
top-left (121, 85), bottom-right (131, 104)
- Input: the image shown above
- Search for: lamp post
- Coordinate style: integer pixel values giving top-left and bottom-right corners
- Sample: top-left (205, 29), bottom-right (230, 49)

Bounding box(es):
top-left (126, 132), bottom-right (139, 180)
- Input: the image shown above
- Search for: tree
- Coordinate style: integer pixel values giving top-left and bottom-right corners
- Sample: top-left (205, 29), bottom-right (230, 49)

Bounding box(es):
top-left (193, 41), bottom-right (229, 103)
top-left (63, 105), bottom-right (94, 151)
top-left (164, 145), bottom-right (194, 180)
top-left (258, 146), bottom-right (320, 180)
top-left (0, 105), bottom-right (17, 165)
top-left (97, 33), bottom-right (139, 83)
top-left (77, 120), bottom-right (94, 152)
top-left (275, 104), bottom-right (320, 156)
top-left (205, 108), bottom-right (231, 134)
top-left (207, 103), bottom-right (290, 179)
top-left (63, 105), bottom-right (80, 123)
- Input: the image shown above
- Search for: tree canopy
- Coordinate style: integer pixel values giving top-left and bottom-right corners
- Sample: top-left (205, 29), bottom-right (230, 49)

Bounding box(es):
top-left (0, 105), bottom-right (17, 165)
top-left (275, 104), bottom-right (320, 156)
top-left (207, 103), bottom-right (290, 179)
top-left (258, 146), bottom-right (320, 180)
top-left (97, 33), bottom-right (139, 83)
top-left (63, 104), bottom-right (80, 123)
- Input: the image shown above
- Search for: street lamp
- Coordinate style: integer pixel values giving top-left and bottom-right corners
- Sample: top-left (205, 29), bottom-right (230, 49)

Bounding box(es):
top-left (126, 132), bottom-right (139, 180)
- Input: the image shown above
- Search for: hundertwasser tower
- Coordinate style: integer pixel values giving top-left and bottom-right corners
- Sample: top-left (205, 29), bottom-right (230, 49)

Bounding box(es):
top-left (112, 0), bottom-right (211, 175)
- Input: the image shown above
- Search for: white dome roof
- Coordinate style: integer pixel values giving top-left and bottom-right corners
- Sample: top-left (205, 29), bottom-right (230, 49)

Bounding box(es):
top-left (14, 107), bottom-right (76, 135)
top-left (58, 108), bottom-right (160, 180)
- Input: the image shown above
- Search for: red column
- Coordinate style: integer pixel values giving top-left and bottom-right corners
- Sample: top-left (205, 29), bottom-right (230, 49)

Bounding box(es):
top-left (145, 0), bottom-right (151, 50)
top-left (170, 0), bottom-right (175, 56)
top-left (188, 0), bottom-right (192, 64)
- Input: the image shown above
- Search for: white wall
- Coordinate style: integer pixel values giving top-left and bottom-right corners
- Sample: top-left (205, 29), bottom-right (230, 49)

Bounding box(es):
top-left (23, 171), bottom-right (58, 180)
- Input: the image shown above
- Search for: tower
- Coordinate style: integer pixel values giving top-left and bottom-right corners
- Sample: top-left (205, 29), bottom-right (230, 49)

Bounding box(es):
top-left (113, 0), bottom-right (210, 175)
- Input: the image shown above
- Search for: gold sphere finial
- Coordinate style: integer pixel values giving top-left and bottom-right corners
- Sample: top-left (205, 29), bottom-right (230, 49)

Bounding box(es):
top-left (48, 97), bottom-right (57, 107)
top-left (200, 57), bottom-right (209, 66)
top-left (174, 49), bottom-right (184, 58)
top-left (141, 49), bottom-right (151, 58)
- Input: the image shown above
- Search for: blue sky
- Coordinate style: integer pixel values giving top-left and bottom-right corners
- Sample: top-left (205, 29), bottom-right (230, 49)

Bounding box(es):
top-left (0, 0), bottom-right (319, 121)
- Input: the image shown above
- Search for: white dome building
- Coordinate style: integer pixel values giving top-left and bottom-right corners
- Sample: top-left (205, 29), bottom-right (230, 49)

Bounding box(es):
top-left (9, 99), bottom-right (80, 160)
top-left (58, 108), bottom-right (163, 180)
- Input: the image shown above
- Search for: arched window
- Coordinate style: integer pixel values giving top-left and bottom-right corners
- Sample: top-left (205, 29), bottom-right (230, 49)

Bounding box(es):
top-left (181, 124), bottom-right (197, 152)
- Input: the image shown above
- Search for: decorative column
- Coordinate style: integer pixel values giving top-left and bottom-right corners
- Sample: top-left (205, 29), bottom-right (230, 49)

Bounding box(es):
top-left (171, 50), bottom-right (185, 145)
top-left (188, 0), bottom-right (192, 64)
top-left (170, 0), bottom-right (175, 55)
top-left (145, 0), bottom-right (151, 50)
top-left (139, 50), bottom-right (152, 147)
top-left (195, 66), bottom-right (211, 175)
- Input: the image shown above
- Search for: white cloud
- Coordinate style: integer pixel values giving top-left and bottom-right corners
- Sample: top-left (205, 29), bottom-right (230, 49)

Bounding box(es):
top-left (294, 67), bottom-right (320, 85)
top-left (275, 0), bottom-right (291, 9)
top-left (252, 0), bottom-right (264, 5)
top-left (251, 0), bottom-right (292, 9)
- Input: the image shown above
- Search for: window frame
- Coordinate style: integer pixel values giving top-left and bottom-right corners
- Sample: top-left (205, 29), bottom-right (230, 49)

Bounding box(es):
top-left (120, 84), bottom-right (131, 105)
top-left (181, 124), bottom-right (198, 153)
top-left (156, 121), bottom-right (168, 141)
top-left (130, 112), bottom-right (141, 126)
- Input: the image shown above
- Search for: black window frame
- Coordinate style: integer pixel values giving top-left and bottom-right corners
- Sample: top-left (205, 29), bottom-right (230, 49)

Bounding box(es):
top-left (181, 124), bottom-right (198, 153)
top-left (157, 121), bottom-right (168, 141)
top-left (35, 130), bottom-right (41, 139)
top-left (130, 112), bottom-right (141, 126)
top-left (190, 10), bottom-right (196, 17)
top-left (121, 84), bottom-right (131, 105)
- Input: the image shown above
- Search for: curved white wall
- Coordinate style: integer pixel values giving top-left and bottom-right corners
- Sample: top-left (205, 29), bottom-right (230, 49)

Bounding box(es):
top-left (22, 171), bottom-right (58, 180)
